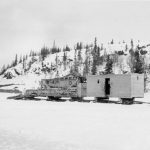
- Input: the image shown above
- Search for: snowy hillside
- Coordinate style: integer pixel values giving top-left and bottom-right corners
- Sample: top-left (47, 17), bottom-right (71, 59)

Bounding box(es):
top-left (0, 40), bottom-right (150, 91)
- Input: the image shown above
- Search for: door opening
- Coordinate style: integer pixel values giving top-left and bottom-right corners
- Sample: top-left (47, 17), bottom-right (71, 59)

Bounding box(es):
top-left (105, 78), bottom-right (110, 95)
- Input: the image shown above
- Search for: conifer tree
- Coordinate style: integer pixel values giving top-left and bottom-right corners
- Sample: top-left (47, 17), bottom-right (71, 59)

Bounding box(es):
top-left (91, 55), bottom-right (97, 75)
top-left (83, 57), bottom-right (89, 76)
top-left (13, 54), bottom-right (18, 66)
top-left (125, 44), bottom-right (128, 51)
top-left (40, 46), bottom-right (50, 60)
top-left (110, 39), bottom-right (114, 44)
top-left (133, 49), bottom-right (144, 73)
top-left (131, 39), bottom-right (134, 49)
top-left (19, 55), bottom-right (22, 63)
top-left (93, 37), bottom-right (97, 53)
top-left (76, 42), bottom-right (82, 50)
top-left (0, 65), bottom-right (6, 75)
top-left (91, 37), bottom-right (98, 75)
top-left (77, 48), bottom-right (82, 63)
top-left (73, 48), bottom-right (78, 73)
top-left (22, 56), bottom-right (26, 73)
top-left (129, 41), bottom-right (135, 73)
top-left (105, 55), bottom-right (113, 74)
top-left (63, 52), bottom-right (67, 70)
top-left (63, 45), bottom-right (70, 52)
top-left (83, 45), bottom-right (90, 76)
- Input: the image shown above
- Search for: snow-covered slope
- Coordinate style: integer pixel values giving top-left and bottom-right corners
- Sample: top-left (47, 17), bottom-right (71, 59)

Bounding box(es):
top-left (1, 41), bottom-right (150, 91)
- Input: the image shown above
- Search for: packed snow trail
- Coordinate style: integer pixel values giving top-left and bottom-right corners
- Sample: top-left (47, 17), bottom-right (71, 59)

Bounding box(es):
top-left (0, 93), bottom-right (150, 150)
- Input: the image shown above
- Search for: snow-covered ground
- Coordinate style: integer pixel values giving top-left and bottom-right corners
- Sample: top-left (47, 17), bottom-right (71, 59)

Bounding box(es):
top-left (0, 93), bottom-right (150, 150)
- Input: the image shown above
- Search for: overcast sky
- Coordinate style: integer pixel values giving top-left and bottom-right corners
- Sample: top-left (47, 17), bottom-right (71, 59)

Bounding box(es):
top-left (0, 0), bottom-right (150, 68)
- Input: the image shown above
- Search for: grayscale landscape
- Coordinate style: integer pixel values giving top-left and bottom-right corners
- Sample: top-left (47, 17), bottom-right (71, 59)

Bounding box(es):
top-left (0, 0), bottom-right (150, 150)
